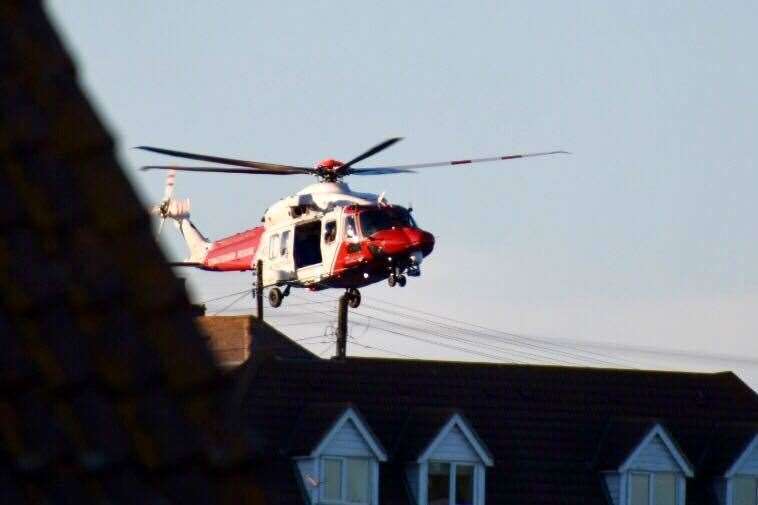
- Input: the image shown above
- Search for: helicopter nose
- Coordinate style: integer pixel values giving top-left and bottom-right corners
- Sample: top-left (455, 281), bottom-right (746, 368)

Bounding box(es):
top-left (404, 228), bottom-right (435, 257)
top-left (419, 230), bottom-right (435, 256)
top-left (369, 228), bottom-right (435, 257)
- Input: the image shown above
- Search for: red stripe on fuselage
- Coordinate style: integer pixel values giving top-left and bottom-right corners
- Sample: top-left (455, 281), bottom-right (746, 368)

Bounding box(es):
top-left (204, 226), bottom-right (264, 271)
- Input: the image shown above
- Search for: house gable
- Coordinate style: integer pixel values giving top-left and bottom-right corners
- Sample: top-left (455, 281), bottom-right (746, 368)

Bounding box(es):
top-left (418, 413), bottom-right (493, 466)
top-left (725, 434), bottom-right (758, 477)
top-left (619, 424), bottom-right (694, 477)
top-left (312, 407), bottom-right (387, 461)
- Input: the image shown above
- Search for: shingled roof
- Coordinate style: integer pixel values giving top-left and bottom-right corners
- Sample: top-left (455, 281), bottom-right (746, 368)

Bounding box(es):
top-left (0, 3), bottom-right (261, 502)
top-left (241, 355), bottom-right (758, 505)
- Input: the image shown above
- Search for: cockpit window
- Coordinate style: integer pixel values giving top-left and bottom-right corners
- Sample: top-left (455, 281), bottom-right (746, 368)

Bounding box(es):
top-left (359, 207), bottom-right (416, 236)
top-left (345, 216), bottom-right (358, 239)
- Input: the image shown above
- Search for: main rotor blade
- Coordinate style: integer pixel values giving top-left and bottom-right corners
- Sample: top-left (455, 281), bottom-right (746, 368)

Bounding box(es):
top-left (141, 165), bottom-right (313, 175)
top-left (136, 145), bottom-right (314, 172)
top-left (360, 150), bottom-right (569, 171)
top-left (348, 167), bottom-right (417, 176)
top-left (339, 137), bottom-right (403, 171)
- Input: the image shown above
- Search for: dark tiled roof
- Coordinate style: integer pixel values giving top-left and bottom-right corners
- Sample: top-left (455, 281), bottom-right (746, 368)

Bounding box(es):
top-left (698, 423), bottom-right (758, 476)
top-left (592, 418), bottom-right (658, 470)
top-left (285, 402), bottom-right (354, 456)
top-left (243, 356), bottom-right (758, 505)
top-left (1, 3), bottom-right (261, 502)
top-left (249, 318), bottom-right (318, 361)
top-left (393, 407), bottom-right (461, 462)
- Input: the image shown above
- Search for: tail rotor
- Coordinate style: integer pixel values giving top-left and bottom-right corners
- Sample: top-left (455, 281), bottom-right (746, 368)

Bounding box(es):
top-left (151, 169), bottom-right (190, 235)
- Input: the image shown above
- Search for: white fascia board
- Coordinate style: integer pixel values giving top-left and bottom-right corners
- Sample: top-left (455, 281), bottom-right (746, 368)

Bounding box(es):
top-left (311, 407), bottom-right (388, 462)
top-left (618, 424), bottom-right (694, 477)
top-left (725, 433), bottom-right (758, 478)
top-left (417, 413), bottom-right (494, 467)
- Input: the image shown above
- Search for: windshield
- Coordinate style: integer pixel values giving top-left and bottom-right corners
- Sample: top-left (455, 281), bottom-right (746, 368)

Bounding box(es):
top-left (359, 207), bottom-right (417, 236)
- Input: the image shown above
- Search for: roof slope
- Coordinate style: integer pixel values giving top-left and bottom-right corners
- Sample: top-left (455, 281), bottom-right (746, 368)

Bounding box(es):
top-left (0, 3), bottom-right (260, 502)
top-left (243, 356), bottom-right (758, 505)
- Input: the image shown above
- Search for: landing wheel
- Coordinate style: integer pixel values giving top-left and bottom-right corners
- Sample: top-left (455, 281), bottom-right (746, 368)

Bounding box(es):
top-left (346, 288), bottom-right (361, 308)
top-left (268, 287), bottom-right (283, 308)
top-left (388, 274), bottom-right (397, 287)
top-left (397, 275), bottom-right (407, 287)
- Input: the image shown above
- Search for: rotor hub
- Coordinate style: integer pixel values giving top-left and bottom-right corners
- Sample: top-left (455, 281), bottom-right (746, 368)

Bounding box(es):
top-left (315, 158), bottom-right (345, 181)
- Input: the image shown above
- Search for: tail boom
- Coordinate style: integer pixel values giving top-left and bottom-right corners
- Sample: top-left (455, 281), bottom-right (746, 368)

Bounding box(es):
top-left (202, 226), bottom-right (264, 271)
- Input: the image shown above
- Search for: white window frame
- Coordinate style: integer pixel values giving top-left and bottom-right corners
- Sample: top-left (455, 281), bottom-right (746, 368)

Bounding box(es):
top-left (426, 460), bottom-right (480, 505)
top-left (413, 414), bottom-right (492, 505)
top-left (628, 471), bottom-right (678, 505)
top-left (320, 456), bottom-right (372, 505)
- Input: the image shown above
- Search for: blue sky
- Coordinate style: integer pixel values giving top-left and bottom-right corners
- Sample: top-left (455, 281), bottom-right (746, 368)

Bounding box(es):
top-left (47, 1), bottom-right (758, 385)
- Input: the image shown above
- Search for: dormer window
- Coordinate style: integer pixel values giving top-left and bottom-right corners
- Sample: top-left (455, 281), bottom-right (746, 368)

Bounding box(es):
top-left (322, 457), bottom-right (371, 504)
top-left (428, 461), bottom-right (476, 505)
top-left (629, 472), bottom-right (677, 505)
top-left (618, 425), bottom-right (692, 505)
top-left (403, 412), bottom-right (493, 505)
top-left (292, 406), bottom-right (387, 505)
top-left (596, 422), bottom-right (692, 505)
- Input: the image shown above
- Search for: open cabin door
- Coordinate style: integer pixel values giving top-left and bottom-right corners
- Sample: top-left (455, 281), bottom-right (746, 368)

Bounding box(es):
top-left (293, 220), bottom-right (323, 282)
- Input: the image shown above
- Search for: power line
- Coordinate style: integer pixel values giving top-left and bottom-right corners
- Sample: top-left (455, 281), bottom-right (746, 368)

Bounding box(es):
top-left (364, 298), bottom-right (641, 368)
top-left (348, 339), bottom-right (415, 359)
top-left (200, 288), bottom-right (250, 305)
top-left (348, 309), bottom-right (597, 366)
top-left (359, 301), bottom-right (639, 368)
top-left (211, 291), bottom-right (250, 316)
top-left (367, 296), bottom-right (758, 368)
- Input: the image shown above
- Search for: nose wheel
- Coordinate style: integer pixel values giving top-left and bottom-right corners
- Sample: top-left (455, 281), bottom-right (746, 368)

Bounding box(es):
top-left (268, 287), bottom-right (283, 308)
top-left (346, 288), bottom-right (361, 308)
top-left (267, 284), bottom-right (291, 308)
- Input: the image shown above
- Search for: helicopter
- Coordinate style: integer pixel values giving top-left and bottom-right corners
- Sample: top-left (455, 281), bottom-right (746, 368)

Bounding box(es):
top-left (140, 138), bottom-right (566, 309)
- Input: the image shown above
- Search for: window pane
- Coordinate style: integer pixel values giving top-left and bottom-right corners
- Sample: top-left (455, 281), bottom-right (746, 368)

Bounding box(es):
top-left (346, 458), bottom-right (370, 503)
top-left (734, 477), bottom-right (758, 505)
top-left (280, 231), bottom-right (290, 256)
top-left (428, 462), bottom-right (451, 505)
top-left (345, 216), bottom-right (357, 239)
top-left (654, 474), bottom-right (676, 505)
top-left (269, 234), bottom-right (279, 259)
top-left (631, 473), bottom-right (650, 505)
top-left (324, 221), bottom-right (337, 243)
top-left (455, 464), bottom-right (475, 505)
top-left (323, 459), bottom-right (342, 501)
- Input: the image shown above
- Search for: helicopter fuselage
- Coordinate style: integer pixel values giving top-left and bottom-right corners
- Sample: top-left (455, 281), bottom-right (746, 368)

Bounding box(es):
top-left (196, 182), bottom-right (434, 293)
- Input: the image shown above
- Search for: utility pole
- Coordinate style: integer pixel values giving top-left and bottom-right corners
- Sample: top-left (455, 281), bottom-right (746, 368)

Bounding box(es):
top-left (335, 293), bottom-right (348, 359)
top-left (256, 260), bottom-right (263, 320)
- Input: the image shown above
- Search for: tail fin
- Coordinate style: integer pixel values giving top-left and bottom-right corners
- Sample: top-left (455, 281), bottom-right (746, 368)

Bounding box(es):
top-left (152, 170), bottom-right (212, 263)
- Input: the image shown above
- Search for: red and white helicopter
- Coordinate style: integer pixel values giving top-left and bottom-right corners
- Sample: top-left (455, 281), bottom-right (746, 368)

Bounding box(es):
top-left (140, 138), bottom-right (565, 308)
